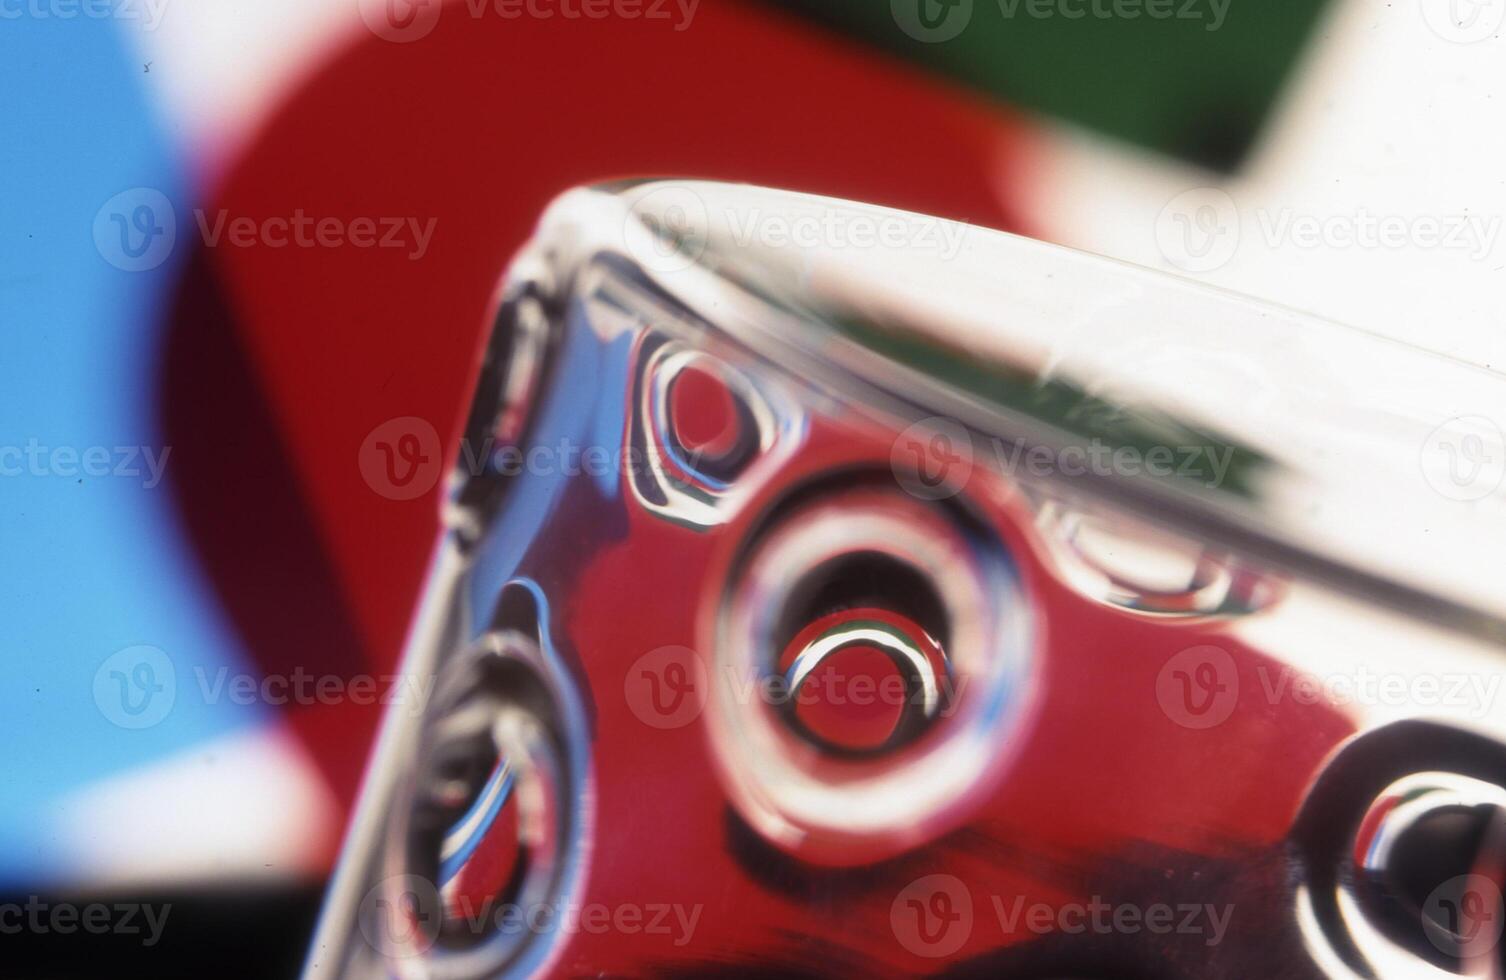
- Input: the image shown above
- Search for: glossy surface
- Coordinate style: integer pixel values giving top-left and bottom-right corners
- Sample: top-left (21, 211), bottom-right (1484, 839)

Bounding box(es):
top-left (310, 184), bottom-right (1506, 979)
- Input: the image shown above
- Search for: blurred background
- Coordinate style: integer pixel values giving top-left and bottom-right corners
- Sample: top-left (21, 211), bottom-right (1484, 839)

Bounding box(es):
top-left (3, 0), bottom-right (1503, 974)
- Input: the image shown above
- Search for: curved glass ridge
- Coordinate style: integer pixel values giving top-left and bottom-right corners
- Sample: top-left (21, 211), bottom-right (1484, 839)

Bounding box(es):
top-left (598, 180), bottom-right (1506, 639)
